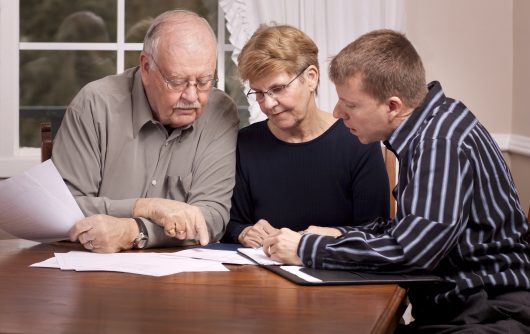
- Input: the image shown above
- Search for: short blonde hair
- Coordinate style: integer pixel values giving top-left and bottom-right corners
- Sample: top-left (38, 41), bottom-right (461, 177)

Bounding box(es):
top-left (329, 29), bottom-right (427, 109)
top-left (238, 25), bottom-right (319, 90)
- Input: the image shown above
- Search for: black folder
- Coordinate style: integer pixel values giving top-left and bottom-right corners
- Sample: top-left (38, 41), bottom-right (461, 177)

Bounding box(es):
top-left (263, 265), bottom-right (450, 286)
top-left (236, 246), bottom-right (451, 287)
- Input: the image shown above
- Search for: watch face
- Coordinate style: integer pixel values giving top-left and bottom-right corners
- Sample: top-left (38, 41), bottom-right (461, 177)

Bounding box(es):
top-left (137, 238), bottom-right (147, 249)
top-left (135, 232), bottom-right (148, 249)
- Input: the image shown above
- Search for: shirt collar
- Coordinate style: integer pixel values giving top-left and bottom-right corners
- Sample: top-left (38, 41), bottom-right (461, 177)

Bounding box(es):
top-left (385, 81), bottom-right (446, 157)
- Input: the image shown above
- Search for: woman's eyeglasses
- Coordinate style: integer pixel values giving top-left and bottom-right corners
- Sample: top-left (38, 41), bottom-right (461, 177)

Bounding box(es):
top-left (247, 66), bottom-right (308, 102)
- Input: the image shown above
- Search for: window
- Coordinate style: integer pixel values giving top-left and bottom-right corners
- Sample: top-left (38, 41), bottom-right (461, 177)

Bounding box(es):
top-left (0, 0), bottom-right (248, 176)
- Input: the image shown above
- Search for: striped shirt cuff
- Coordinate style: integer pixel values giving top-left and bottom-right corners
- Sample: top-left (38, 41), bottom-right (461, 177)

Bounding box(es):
top-left (298, 233), bottom-right (337, 268)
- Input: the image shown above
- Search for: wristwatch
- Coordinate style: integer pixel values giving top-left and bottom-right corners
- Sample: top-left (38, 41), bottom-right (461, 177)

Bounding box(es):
top-left (132, 217), bottom-right (149, 249)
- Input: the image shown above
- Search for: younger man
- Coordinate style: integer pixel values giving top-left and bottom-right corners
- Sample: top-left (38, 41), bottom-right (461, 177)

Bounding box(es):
top-left (264, 29), bottom-right (530, 333)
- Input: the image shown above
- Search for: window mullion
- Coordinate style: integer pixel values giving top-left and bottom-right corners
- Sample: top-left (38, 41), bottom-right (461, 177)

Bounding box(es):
top-left (117, 0), bottom-right (125, 73)
top-left (217, 5), bottom-right (225, 90)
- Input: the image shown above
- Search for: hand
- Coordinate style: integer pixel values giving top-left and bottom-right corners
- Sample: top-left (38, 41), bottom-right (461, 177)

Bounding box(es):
top-left (69, 214), bottom-right (138, 253)
top-left (304, 225), bottom-right (342, 237)
top-left (239, 219), bottom-right (278, 248)
top-left (134, 198), bottom-right (209, 246)
top-left (262, 228), bottom-right (303, 265)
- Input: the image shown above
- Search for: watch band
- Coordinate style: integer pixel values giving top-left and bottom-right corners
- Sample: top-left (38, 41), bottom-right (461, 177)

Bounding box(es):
top-left (133, 217), bottom-right (149, 249)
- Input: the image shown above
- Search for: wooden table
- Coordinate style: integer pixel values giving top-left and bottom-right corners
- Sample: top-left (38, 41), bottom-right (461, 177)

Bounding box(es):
top-left (0, 239), bottom-right (406, 334)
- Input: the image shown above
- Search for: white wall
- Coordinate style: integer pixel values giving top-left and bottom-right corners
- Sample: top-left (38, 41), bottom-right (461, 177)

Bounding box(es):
top-left (404, 0), bottom-right (530, 210)
top-left (405, 0), bottom-right (513, 134)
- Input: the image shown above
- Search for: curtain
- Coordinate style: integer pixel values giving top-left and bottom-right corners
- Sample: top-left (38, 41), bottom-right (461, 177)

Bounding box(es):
top-left (220, 0), bottom-right (405, 123)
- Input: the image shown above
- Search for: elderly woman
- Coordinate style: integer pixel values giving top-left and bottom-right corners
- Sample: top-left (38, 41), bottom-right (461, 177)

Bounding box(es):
top-left (221, 25), bottom-right (389, 247)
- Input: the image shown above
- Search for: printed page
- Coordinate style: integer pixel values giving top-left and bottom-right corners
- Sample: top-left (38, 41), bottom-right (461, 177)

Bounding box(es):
top-left (0, 160), bottom-right (84, 242)
top-left (237, 247), bottom-right (284, 265)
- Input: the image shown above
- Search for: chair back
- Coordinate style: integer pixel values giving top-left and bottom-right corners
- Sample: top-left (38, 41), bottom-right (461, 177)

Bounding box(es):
top-left (41, 122), bottom-right (53, 162)
top-left (382, 146), bottom-right (397, 219)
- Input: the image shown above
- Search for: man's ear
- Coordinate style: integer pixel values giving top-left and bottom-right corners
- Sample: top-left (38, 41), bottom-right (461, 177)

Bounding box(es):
top-left (387, 96), bottom-right (404, 121)
top-left (139, 52), bottom-right (151, 75)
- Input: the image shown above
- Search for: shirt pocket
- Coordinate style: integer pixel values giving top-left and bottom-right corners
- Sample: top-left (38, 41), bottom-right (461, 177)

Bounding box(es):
top-left (167, 173), bottom-right (193, 202)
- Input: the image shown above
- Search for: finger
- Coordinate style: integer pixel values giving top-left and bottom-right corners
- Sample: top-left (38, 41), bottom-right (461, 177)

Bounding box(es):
top-left (78, 231), bottom-right (92, 244)
top-left (176, 230), bottom-right (187, 240)
top-left (245, 228), bottom-right (264, 240)
top-left (69, 220), bottom-right (93, 242)
top-left (241, 238), bottom-right (261, 248)
top-left (262, 238), bottom-right (273, 256)
top-left (242, 235), bottom-right (262, 248)
top-left (165, 225), bottom-right (177, 237)
top-left (256, 219), bottom-right (275, 233)
top-left (255, 219), bottom-right (269, 228)
top-left (185, 218), bottom-right (197, 240)
top-left (253, 226), bottom-right (267, 238)
top-left (83, 240), bottom-right (94, 250)
top-left (262, 224), bottom-right (277, 234)
top-left (195, 220), bottom-right (209, 246)
top-left (164, 219), bottom-right (183, 238)
top-left (192, 208), bottom-right (210, 246)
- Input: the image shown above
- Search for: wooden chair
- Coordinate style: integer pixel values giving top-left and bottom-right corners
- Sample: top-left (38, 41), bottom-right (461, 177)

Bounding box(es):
top-left (41, 122), bottom-right (53, 162)
top-left (382, 146), bottom-right (397, 219)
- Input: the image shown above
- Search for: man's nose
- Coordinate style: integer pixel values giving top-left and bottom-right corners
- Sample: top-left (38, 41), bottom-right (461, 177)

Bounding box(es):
top-left (180, 84), bottom-right (199, 102)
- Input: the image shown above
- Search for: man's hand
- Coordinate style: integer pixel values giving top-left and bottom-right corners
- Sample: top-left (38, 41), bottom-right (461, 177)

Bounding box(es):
top-left (134, 198), bottom-right (209, 246)
top-left (304, 225), bottom-right (342, 237)
top-left (262, 228), bottom-right (303, 265)
top-left (69, 214), bottom-right (138, 253)
top-left (239, 219), bottom-right (278, 248)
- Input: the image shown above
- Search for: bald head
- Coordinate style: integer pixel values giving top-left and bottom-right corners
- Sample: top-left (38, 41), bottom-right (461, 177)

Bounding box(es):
top-left (143, 10), bottom-right (217, 61)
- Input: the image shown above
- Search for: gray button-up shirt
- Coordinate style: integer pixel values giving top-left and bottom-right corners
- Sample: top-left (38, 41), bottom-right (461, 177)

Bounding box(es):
top-left (52, 67), bottom-right (239, 247)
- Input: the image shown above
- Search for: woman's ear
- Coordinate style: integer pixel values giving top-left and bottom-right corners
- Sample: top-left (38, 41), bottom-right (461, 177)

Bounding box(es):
top-left (305, 65), bottom-right (319, 91)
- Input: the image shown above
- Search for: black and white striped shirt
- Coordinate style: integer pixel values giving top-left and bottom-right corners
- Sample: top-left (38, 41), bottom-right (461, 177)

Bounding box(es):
top-left (298, 81), bottom-right (530, 304)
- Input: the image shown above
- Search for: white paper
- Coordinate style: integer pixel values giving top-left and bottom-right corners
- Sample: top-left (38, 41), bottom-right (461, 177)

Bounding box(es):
top-left (0, 160), bottom-right (84, 242)
top-left (169, 248), bottom-right (256, 265)
top-left (29, 257), bottom-right (60, 268)
top-left (280, 265), bottom-right (323, 283)
top-left (31, 251), bottom-right (229, 277)
top-left (237, 247), bottom-right (284, 265)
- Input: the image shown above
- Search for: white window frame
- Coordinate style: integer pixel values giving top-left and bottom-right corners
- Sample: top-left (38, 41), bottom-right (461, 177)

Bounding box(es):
top-left (0, 0), bottom-right (230, 177)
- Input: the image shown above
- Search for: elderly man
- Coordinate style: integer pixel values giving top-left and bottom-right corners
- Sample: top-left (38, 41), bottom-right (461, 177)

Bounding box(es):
top-left (52, 10), bottom-right (239, 253)
top-left (263, 29), bottom-right (530, 333)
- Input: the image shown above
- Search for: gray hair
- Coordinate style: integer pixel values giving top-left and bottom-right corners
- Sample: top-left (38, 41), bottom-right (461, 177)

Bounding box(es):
top-left (142, 10), bottom-right (216, 60)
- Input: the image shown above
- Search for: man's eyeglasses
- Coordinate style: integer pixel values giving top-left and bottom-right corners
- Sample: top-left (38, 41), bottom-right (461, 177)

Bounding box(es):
top-left (150, 56), bottom-right (217, 92)
top-left (247, 66), bottom-right (308, 102)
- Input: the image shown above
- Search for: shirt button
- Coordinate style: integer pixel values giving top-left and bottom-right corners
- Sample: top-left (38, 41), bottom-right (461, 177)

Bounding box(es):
top-left (307, 259), bottom-right (313, 267)
top-left (165, 142), bottom-right (169, 146)
top-left (151, 179), bottom-right (157, 186)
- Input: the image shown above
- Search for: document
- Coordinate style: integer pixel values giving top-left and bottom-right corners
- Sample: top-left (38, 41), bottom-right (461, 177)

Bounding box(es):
top-left (31, 251), bottom-right (229, 277)
top-left (170, 248), bottom-right (256, 265)
top-left (0, 160), bottom-right (84, 242)
top-left (237, 247), bottom-right (284, 265)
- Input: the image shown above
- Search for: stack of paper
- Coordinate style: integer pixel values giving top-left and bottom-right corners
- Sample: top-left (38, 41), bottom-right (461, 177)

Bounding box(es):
top-left (0, 160), bottom-right (84, 242)
top-left (30, 248), bottom-right (257, 276)
top-left (170, 247), bottom-right (255, 265)
top-left (237, 247), bottom-right (284, 265)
